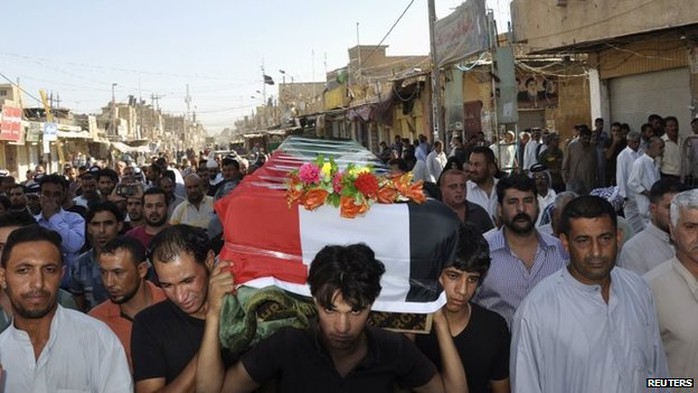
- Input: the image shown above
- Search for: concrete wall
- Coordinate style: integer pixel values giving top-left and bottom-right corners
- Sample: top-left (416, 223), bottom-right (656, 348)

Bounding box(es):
top-left (511, 0), bottom-right (698, 52)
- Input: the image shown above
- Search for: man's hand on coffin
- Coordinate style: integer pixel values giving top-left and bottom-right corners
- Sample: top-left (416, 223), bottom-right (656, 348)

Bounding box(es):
top-left (207, 260), bottom-right (236, 319)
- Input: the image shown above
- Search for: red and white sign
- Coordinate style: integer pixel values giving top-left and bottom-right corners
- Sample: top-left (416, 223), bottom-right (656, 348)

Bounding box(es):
top-left (0, 105), bottom-right (22, 142)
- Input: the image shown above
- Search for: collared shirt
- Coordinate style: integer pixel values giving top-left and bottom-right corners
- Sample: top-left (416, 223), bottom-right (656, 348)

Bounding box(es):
top-left (511, 267), bottom-right (669, 393)
top-left (169, 195), bottom-right (215, 229)
top-left (660, 135), bottom-right (682, 176)
top-left (644, 258), bottom-right (698, 389)
top-left (89, 281), bottom-right (167, 371)
top-left (68, 249), bottom-right (108, 310)
top-left (35, 209), bottom-right (85, 269)
top-left (466, 178), bottom-right (498, 222)
top-left (426, 150), bottom-right (447, 183)
top-left (0, 305), bottom-right (132, 392)
top-left (473, 228), bottom-right (567, 326)
top-left (618, 221), bottom-right (674, 275)
top-left (627, 154), bottom-right (660, 216)
top-left (616, 146), bottom-right (641, 198)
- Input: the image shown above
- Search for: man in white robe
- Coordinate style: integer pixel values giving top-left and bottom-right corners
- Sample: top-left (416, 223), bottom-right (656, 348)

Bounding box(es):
top-left (627, 137), bottom-right (664, 229)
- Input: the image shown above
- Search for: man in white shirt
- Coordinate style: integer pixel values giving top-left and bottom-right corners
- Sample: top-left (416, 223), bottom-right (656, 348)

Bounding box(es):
top-left (628, 136), bottom-right (665, 229)
top-left (511, 196), bottom-right (668, 393)
top-left (616, 131), bottom-right (643, 233)
top-left (0, 225), bottom-right (132, 392)
top-left (170, 173), bottom-right (215, 229)
top-left (426, 141), bottom-right (447, 183)
top-left (644, 189), bottom-right (698, 389)
top-left (466, 146), bottom-right (499, 223)
top-left (659, 116), bottom-right (682, 179)
top-left (523, 128), bottom-right (541, 171)
top-left (618, 178), bottom-right (687, 275)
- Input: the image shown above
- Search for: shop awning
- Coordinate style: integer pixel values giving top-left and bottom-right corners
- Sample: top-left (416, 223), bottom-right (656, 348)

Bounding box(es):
top-left (57, 130), bottom-right (92, 139)
top-left (111, 141), bottom-right (151, 153)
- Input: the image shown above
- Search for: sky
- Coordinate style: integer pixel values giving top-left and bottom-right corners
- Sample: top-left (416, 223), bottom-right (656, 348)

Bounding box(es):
top-left (0, 0), bottom-right (511, 135)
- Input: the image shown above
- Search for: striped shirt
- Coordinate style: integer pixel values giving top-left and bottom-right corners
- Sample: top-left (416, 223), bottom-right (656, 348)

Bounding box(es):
top-left (473, 228), bottom-right (568, 326)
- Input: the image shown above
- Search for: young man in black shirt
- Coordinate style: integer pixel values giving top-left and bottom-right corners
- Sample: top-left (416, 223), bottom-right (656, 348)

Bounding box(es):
top-left (131, 225), bottom-right (236, 393)
top-left (416, 224), bottom-right (510, 393)
top-left (196, 244), bottom-right (466, 393)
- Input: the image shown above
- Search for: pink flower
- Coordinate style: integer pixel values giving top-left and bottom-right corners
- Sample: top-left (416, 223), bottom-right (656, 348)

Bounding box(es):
top-left (298, 162), bottom-right (321, 184)
top-left (332, 172), bottom-right (343, 193)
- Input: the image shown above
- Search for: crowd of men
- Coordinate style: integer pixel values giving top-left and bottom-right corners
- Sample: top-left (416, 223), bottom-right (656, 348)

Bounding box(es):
top-left (0, 114), bottom-right (696, 392)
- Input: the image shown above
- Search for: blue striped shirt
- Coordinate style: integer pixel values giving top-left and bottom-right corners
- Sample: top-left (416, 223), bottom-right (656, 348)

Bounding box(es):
top-left (473, 228), bottom-right (568, 326)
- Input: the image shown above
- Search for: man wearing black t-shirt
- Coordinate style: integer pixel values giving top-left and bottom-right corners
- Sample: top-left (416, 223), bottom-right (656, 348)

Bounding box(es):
top-left (131, 225), bottom-right (236, 393)
top-left (196, 244), bottom-right (466, 393)
top-left (416, 224), bottom-right (510, 393)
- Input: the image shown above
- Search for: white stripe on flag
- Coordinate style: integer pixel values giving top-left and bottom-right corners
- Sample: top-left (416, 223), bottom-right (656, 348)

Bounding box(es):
top-left (298, 204), bottom-right (443, 313)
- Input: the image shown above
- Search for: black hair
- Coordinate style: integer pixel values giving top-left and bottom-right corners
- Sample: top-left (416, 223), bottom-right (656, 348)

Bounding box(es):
top-left (611, 122), bottom-right (622, 129)
top-left (101, 236), bottom-right (146, 267)
top-left (444, 224), bottom-right (491, 282)
top-left (1, 225), bottom-right (63, 267)
top-left (649, 178), bottom-right (689, 204)
top-left (222, 158), bottom-right (240, 169)
top-left (308, 244), bottom-right (385, 310)
top-left (86, 200), bottom-right (124, 224)
top-left (452, 136), bottom-right (463, 144)
top-left (142, 187), bottom-right (168, 206)
top-left (149, 163), bottom-right (163, 177)
top-left (0, 210), bottom-right (38, 228)
top-left (559, 195), bottom-right (617, 237)
top-left (641, 123), bottom-right (654, 134)
top-left (162, 170), bottom-right (176, 184)
top-left (444, 156), bottom-right (463, 172)
top-left (39, 174), bottom-right (67, 192)
top-left (9, 184), bottom-right (26, 194)
top-left (578, 125), bottom-right (592, 137)
top-left (648, 114), bottom-right (663, 122)
top-left (148, 224), bottom-right (211, 266)
top-left (98, 168), bottom-right (119, 183)
top-left (469, 146), bottom-right (496, 165)
top-left (664, 116), bottom-right (678, 126)
top-left (496, 174), bottom-right (537, 204)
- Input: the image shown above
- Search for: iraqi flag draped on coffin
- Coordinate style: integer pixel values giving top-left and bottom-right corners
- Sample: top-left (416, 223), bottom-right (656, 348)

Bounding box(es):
top-left (216, 136), bottom-right (460, 313)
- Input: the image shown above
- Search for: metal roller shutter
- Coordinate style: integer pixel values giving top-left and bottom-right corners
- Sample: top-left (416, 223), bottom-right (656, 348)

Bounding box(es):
top-left (609, 68), bottom-right (691, 136)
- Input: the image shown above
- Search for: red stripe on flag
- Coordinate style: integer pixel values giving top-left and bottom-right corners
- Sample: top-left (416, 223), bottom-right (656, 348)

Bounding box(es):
top-left (216, 180), bottom-right (306, 285)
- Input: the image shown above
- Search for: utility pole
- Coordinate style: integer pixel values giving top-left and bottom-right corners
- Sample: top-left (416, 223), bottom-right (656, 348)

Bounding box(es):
top-left (428, 0), bottom-right (444, 142)
top-left (185, 83), bottom-right (192, 121)
top-left (111, 83), bottom-right (117, 137)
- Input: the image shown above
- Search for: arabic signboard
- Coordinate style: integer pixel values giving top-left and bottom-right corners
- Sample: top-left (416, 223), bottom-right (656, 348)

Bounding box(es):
top-left (0, 105), bottom-right (22, 142)
top-left (44, 122), bottom-right (58, 142)
top-left (434, 0), bottom-right (489, 67)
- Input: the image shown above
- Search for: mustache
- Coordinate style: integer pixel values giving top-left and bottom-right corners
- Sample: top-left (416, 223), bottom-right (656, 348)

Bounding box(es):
top-left (22, 290), bottom-right (51, 298)
top-left (513, 213), bottom-right (532, 222)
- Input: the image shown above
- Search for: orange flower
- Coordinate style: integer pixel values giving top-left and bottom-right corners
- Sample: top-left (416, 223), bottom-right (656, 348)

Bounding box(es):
top-left (376, 185), bottom-right (398, 204)
top-left (340, 195), bottom-right (369, 218)
top-left (404, 181), bottom-right (427, 204)
top-left (300, 189), bottom-right (329, 210)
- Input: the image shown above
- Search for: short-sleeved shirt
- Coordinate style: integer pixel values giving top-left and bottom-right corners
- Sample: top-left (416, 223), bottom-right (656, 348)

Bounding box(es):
top-left (463, 201), bottom-right (494, 234)
top-left (89, 281), bottom-right (167, 370)
top-left (131, 299), bottom-right (237, 383)
top-left (125, 225), bottom-right (156, 250)
top-left (242, 325), bottom-right (437, 393)
top-left (416, 303), bottom-right (510, 393)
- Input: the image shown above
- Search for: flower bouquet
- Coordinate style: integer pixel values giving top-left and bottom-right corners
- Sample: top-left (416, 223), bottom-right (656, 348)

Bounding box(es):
top-left (286, 155), bottom-right (426, 218)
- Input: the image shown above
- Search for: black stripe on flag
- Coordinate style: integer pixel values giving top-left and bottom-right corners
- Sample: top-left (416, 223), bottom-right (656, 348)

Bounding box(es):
top-left (405, 200), bottom-right (461, 302)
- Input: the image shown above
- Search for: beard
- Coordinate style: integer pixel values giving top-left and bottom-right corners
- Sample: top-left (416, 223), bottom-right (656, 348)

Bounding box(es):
top-left (146, 213), bottom-right (168, 227)
top-left (504, 212), bottom-right (536, 234)
top-left (109, 281), bottom-right (141, 305)
top-left (12, 290), bottom-right (58, 319)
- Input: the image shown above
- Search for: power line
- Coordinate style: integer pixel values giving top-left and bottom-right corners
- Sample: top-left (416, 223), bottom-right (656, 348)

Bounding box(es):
top-left (0, 70), bottom-right (42, 104)
top-left (358, 0), bottom-right (416, 69)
